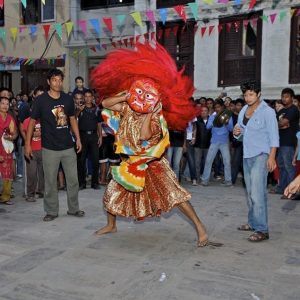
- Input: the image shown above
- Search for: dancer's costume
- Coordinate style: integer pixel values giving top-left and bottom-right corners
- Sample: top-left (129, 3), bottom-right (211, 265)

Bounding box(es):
top-left (91, 43), bottom-right (199, 220)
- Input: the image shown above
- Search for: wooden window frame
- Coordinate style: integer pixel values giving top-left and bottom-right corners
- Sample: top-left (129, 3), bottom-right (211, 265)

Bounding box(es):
top-left (289, 7), bottom-right (300, 84)
top-left (218, 12), bottom-right (262, 87)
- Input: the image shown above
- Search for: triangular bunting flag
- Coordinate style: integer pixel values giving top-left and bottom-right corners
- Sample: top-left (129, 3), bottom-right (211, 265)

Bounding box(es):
top-left (116, 15), bottom-right (126, 25)
top-left (243, 19), bottom-right (249, 28)
top-left (10, 27), bottom-right (18, 42)
top-left (118, 40), bottom-right (123, 47)
top-left (0, 28), bottom-right (6, 42)
top-left (102, 44), bottom-right (107, 50)
top-left (90, 46), bottom-right (97, 53)
top-left (103, 17), bottom-right (113, 32)
top-left (111, 41), bottom-right (117, 48)
top-left (145, 10), bottom-right (156, 27)
top-left (261, 15), bottom-right (268, 23)
top-left (65, 22), bottom-right (73, 38)
top-left (159, 8), bottom-right (167, 25)
top-left (234, 21), bottom-right (240, 32)
top-left (54, 23), bottom-right (62, 40)
top-left (130, 12), bottom-right (143, 27)
top-left (188, 3), bottom-right (199, 20)
top-left (150, 32), bottom-right (156, 40)
top-left (226, 22), bottom-right (232, 32)
top-left (30, 25), bottom-right (37, 36)
top-left (95, 45), bottom-right (101, 51)
top-left (250, 17), bottom-right (258, 28)
top-left (0, 0), bottom-right (3, 9)
top-left (174, 5), bottom-right (186, 22)
top-left (19, 26), bottom-right (26, 33)
top-left (144, 32), bottom-right (149, 40)
top-left (290, 8), bottom-right (296, 17)
top-left (123, 39), bottom-right (128, 47)
top-left (90, 19), bottom-right (101, 36)
top-left (200, 27), bottom-right (207, 37)
top-left (157, 29), bottom-right (163, 39)
top-left (249, 0), bottom-right (257, 9)
top-left (269, 13), bottom-right (277, 24)
top-left (172, 25), bottom-right (179, 36)
top-left (218, 24), bottom-right (223, 33)
top-left (42, 24), bottom-right (51, 39)
top-left (219, 0), bottom-right (229, 3)
top-left (279, 11), bottom-right (287, 22)
top-left (203, 0), bottom-right (213, 5)
top-left (234, 0), bottom-right (241, 4)
top-left (165, 28), bottom-right (171, 38)
top-left (136, 35), bottom-right (141, 43)
top-left (208, 25), bottom-right (214, 36)
top-left (21, 0), bottom-right (27, 8)
top-left (78, 20), bottom-right (87, 35)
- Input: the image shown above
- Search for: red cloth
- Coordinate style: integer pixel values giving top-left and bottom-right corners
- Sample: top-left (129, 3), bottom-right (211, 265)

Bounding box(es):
top-left (22, 117), bottom-right (42, 151)
top-left (0, 114), bottom-right (15, 180)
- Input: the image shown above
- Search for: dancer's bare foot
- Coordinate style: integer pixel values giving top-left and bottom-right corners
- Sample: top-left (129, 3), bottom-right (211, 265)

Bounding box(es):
top-left (198, 233), bottom-right (209, 247)
top-left (94, 225), bottom-right (117, 236)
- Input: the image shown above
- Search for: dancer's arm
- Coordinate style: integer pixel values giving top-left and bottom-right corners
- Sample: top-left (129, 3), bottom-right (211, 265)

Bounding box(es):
top-left (140, 103), bottom-right (162, 141)
top-left (102, 92), bottom-right (128, 112)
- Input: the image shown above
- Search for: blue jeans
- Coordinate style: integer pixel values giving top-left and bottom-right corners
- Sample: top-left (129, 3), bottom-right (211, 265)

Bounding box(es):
top-left (167, 147), bottom-right (183, 179)
top-left (243, 153), bottom-right (269, 233)
top-left (201, 143), bottom-right (231, 183)
top-left (276, 146), bottom-right (296, 193)
top-left (195, 148), bottom-right (208, 181)
top-left (186, 141), bottom-right (196, 180)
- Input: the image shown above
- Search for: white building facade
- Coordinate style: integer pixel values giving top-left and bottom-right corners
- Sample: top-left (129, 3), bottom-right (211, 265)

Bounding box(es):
top-left (66, 0), bottom-right (300, 99)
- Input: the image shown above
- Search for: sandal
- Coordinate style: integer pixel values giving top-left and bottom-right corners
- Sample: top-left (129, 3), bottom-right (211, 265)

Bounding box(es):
top-left (43, 214), bottom-right (58, 222)
top-left (67, 210), bottom-right (85, 217)
top-left (248, 231), bottom-right (269, 242)
top-left (237, 224), bottom-right (253, 231)
top-left (0, 200), bottom-right (13, 205)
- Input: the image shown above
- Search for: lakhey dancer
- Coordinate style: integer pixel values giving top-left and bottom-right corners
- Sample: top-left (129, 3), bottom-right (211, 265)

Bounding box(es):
top-left (91, 42), bottom-right (222, 247)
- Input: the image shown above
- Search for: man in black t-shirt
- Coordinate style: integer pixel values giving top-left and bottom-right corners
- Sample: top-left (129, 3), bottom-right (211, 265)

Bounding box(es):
top-left (76, 89), bottom-right (102, 190)
top-left (275, 88), bottom-right (299, 195)
top-left (25, 69), bottom-right (85, 221)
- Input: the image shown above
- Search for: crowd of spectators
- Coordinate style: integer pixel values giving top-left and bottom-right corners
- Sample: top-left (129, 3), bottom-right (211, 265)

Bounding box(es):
top-left (1, 71), bottom-right (300, 212)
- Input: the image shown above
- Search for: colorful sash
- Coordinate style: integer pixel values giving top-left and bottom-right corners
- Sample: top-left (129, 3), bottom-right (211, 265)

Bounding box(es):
top-left (102, 108), bottom-right (170, 192)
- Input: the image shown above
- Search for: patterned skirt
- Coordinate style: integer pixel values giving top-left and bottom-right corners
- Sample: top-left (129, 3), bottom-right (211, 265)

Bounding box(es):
top-left (103, 157), bottom-right (191, 219)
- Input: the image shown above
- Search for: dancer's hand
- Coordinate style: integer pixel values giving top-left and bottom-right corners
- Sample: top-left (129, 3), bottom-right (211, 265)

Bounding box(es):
top-left (24, 144), bottom-right (33, 160)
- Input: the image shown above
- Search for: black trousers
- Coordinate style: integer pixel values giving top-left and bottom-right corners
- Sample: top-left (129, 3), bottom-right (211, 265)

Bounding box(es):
top-left (78, 132), bottom-right (99, 187)
top-left (231, 144), bottom-right (243, 184)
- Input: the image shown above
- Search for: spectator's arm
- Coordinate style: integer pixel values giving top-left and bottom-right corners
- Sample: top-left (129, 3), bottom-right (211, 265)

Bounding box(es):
top-left (24, 118), bottom-right (36, 159)
top-left (206, 114), bottom-right (215, 129)
top-left (69, 116), bottom-right (82, 153)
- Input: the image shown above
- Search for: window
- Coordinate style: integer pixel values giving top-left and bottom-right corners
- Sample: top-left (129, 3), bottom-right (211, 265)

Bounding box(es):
top-left (218, 12), bottom-right (262, 86)
top-left (157, 20), bottom-right (195, 80)
top-left (157, 0), bottom-right (194, 9)
top-left (21, 0), bottom-right (55, 25)
top-left (81, 0), bottom-right (134, 10)
top-left (0, 3), bottom-right (4, 27)
top-left (289, 7), bottom-right (300, 83)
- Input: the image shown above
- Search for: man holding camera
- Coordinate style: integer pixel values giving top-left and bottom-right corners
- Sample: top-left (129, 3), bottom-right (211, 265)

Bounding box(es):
top-left (76, 90), bottom-right (102, 190)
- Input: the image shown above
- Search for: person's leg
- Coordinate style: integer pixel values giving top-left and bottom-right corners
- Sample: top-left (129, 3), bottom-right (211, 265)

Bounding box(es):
top-left (282, 146), bottom-right (296, 188)
top-left (243, 157), bottom-right (254, 229)
top-left (173, 147), bottom-right (183, 179)
top-left (26, 152), bottom-right (38, 199)
top-left (166, 147), bottom-right (173, 167)
top-left (186, 142), bottom-right (197, 181)
top-left (194, 148), bottom-right (201, 182)
top-left (94, 212), bottom-right (117, 235)
top-left (36, 150), bottom-right (44, 195)
top-left (247, 154), bottom-right (269, 233)
top-left (220, 143), bottom-right (232, 184)
top-left (60, 148), bottom-right (80, 214)
top-left (78, 133), bottom-right (88, 187)
top-left (90, 134), bottom-right (100, 188)
top-left (276, 147), bottom-right (286, 193)
top-left (42, 148), bottom-right (61, 216)
top-left (177, 201), bottom-right (208, 246)
top-left (201, 143), bottom-right (219, 184)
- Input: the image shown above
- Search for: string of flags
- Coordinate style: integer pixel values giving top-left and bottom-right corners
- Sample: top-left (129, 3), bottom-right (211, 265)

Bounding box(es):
top-left (0, 54), bottom-right (66, 66)
top-left (0, 1), bottom-right (299, 45)
top-left (0, 1), bottom-right (299, 65)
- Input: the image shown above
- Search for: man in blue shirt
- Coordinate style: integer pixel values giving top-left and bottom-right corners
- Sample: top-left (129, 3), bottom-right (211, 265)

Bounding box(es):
top-left (201, 99), bottom-right (233, 186)
top-left (234, 81), bottom-right (279, 242)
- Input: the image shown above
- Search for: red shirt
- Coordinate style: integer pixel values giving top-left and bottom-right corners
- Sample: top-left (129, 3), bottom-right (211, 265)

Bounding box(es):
top-left (22, 117), bottom-right (42, 151)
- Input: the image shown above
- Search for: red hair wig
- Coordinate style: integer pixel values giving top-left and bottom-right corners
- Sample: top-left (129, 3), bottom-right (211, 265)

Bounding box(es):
top-left (90, 42), bottom-right (200, 131)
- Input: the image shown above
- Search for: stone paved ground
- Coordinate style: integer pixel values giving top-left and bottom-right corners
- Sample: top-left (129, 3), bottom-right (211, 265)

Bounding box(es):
top-left (0, 178), bottom-right (299, 300)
